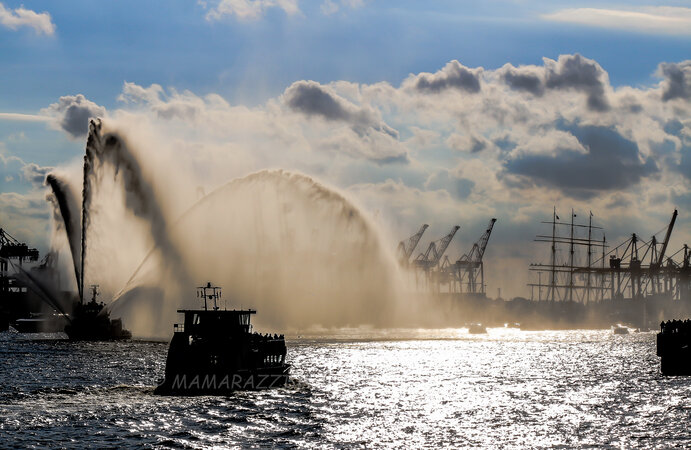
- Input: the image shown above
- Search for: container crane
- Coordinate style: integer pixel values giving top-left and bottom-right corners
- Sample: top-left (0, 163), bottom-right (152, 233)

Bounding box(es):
top-left (455, 218), bottom-right (496, 294)
top-left (413, 226), bottom-right (460, 271)
top-left (397, 224), bottom-right (429, 266)
top-left (1, 227), bottom-right (39, 280)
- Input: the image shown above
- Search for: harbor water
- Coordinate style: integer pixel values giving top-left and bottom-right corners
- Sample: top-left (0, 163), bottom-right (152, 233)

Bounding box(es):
top-left (1, 329), bottom-right (689, 448)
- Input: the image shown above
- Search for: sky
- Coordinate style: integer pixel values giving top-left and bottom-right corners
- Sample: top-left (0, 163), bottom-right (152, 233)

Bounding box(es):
top-left (0, 0), bottom-right (690, 298)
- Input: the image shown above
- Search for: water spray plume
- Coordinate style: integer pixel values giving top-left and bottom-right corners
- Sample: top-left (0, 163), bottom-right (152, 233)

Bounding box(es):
top-left (53, 118), bottom-right (417, 338)
top-left (45, 173), bottom-right (82, 298)
top-left (79, 119), bottom-right (191, 306)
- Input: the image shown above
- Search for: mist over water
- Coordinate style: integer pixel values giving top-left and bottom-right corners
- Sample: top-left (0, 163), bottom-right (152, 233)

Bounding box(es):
top-left (51, 119), bottom-right (414, 338)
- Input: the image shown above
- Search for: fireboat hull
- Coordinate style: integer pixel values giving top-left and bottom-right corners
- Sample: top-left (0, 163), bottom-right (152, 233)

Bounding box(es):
top-left (154, 365), bottom-right (290, 395)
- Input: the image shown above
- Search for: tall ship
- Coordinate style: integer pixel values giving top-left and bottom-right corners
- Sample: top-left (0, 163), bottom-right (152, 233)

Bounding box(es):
top-left (64, 285), bottom-right (131, 341)
top-left (154, 282), bottom-right (290, 395)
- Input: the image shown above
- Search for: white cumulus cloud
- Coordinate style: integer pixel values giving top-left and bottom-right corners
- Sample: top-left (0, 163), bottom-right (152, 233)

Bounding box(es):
top-left (205, 0), bottom-right (299, 21)
top-left (0, 2), bottom-right (55, 35)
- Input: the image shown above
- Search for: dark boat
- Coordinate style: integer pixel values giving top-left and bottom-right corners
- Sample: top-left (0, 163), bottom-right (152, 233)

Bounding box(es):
top-left (13, 312), bottom-right (67, 333)
top-left (64, 285), bottom-right (131, 341)
top-left (657, 319), bottom-right (691, 375)
top-left (612, 325), bottom-right (629, 335)
top-left (154, 282), bottom-right (290, 396)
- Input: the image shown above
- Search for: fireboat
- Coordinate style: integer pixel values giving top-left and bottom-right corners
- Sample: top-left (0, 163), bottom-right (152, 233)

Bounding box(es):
top-left (154, 282), bottom-right (290, 395)
top-left (64, 285), bottom-right (131, 341)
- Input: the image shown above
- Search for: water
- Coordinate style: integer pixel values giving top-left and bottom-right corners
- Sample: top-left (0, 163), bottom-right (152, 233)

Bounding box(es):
top-left (1, 329), bottom-right (689, 448)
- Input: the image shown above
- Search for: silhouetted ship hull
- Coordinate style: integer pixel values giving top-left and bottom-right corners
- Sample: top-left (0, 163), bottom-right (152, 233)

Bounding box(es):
top-left (13, 313), bottom-right (67, 333)
top-left (64, 286), bottom-right (131, 341)
top-left (155, 283), bottom-right (289, 396)
top-left (657, 320), bottom-right (691, 375)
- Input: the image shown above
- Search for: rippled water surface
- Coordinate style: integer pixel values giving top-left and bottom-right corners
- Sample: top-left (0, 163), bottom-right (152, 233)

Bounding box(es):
top-left (1, 328), bottom-right (689, 448)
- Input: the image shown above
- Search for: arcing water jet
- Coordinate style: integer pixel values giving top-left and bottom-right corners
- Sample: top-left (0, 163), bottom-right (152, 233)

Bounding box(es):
top-left (45, 173), bottom-right (81, 297)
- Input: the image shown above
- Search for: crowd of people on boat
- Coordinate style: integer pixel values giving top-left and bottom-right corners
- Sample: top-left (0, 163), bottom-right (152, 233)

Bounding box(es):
top-left (660, 320), bottom-right (691, 334)
top-left (253, 332), bottom-right (285, 341)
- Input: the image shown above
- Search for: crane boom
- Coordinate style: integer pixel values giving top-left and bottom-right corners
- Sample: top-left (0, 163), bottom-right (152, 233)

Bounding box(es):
top-left (657, 209), bottom-right (678, 267)
top-left (458, 218), bottom-right (497, 263)
top-left (397, 224), bottom-right (429, 264)
top-left (433, 226), bottom-right (460, 265)
top-left (414, 226), bottom-right (460, 268)
top-left (0, 228), bottom-right (39, 261)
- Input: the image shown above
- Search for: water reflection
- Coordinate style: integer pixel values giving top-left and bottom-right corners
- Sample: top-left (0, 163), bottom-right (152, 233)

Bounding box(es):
top-left (0, 329), bottom-right (688, 448)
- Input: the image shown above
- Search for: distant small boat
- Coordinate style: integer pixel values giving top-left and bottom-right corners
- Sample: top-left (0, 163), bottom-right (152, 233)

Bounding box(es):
top-left (13, 313), bottom-right (67, 333)
top-left (612, 325), bottom-right (629, 335)
top-left (468, 324), bottom-right (487, 334)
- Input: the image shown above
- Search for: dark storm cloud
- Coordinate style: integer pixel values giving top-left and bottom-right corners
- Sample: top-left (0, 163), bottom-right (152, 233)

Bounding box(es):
top-left (499, 65), bottom-right (544, 96)
top-left (284, 80), bottom-right (398, 138)
top-left (41, 94), bottom-right (106, 138)
top-left (544, 54), bottom-right (610, 112)
top-left (659, 61), bottom-right (691, 102)
top-left (411, 60), bottom-right (482, 94)
top-left (502, 125), bottom-right (657, 198)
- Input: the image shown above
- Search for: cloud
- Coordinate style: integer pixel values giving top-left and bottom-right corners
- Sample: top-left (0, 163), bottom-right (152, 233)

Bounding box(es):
top-left (0, 152), bottom-right (52, 191)
top-left (0, 113), bottom-right (52, 122)
top-left (40, 94), bottom-right (107, 138)
top-left (21, 163), bottom-right (53, 187)
top-left (496, 55), bottom-right (611, 112)
top-left (544, 54), bottom-right (610, 112)
top-left (320, 0), bottom-right (364, 15)
top-left (405, 60), bottom-right (482, 94)
top-left (205, 0), bottom-right (299, 21)
top-left (119, 82), bottom-right (213, 121)
top-left (0, 2), bottom-right (55, 35)
top-left (318, 127), bottom-right (408, 163)
top-left (541, 7), bottom-right (691, 36)
top-left (284, 80), bottom-right (395, 135)
top-left (446, 133), bottom-right (490, 153)
top-left (499, 64), bottom-right (545, 96)
top-left (424, 169), bottom-right (475, 200)
top-left (503, 125), bottom-right (658, 197)
top-left (321, 0), bottom-right (339, 15)
top-left (658, 61), bottom-right (691, 102)
top-left (0, 191), bottom-right (50, 249)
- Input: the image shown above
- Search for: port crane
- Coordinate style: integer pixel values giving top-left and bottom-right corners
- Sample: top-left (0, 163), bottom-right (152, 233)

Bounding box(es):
top-left (454, 218), bottom-right (497, 294)
top-left (397, 224), bottom-right (429, 266)
top-left (1, 227), bottom-right (39, 281)
top-left (0, 228), bottom-right (39, 263)
top-left (413, 225), bottom-right (460, 271)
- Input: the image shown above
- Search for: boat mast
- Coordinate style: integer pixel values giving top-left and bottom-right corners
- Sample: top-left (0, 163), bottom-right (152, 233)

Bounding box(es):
top-left (569, 209), bottom-right (575, 302)
top-left (550, 206), bottom-right (557, 303)
top-left (197, 282), bottom-right (222, 311)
